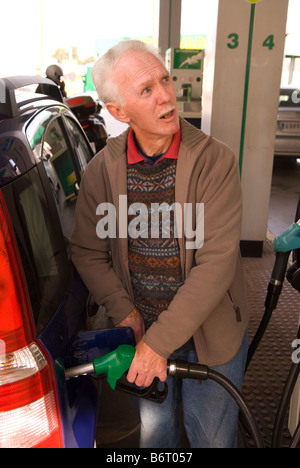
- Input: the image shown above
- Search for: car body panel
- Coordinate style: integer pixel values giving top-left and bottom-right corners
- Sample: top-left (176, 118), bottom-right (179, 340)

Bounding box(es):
top-left (0, 77), bottom-right (131, 448)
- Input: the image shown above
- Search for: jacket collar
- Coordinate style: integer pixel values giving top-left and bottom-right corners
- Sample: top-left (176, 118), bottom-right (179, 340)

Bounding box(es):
top-left (103, 117), bottom-right (212, 216)
top-left (179, 116), bottom-right (209, 152)
top-left (106, 117), bottom-right (210, 159)
top-left (103, 118), bottom-right (212, 278)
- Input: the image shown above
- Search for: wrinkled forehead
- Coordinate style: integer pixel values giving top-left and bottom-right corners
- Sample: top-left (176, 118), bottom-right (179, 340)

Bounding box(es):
top-left (113, 50), bottom-right (167, 92)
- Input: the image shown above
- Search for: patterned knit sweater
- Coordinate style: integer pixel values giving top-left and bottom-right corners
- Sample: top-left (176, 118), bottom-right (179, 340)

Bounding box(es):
top-left (127, 158), bottom-right (183, 330)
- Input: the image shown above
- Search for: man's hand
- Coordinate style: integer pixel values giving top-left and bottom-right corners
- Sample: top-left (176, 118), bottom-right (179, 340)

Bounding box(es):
top-left (126, 339), bottom-right (167, 388)
top-left (116, 307), bottom-right (145, 344)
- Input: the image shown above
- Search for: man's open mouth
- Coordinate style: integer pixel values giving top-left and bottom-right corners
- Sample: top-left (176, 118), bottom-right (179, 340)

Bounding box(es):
top-left (160, 109), bottom-right (174, 119)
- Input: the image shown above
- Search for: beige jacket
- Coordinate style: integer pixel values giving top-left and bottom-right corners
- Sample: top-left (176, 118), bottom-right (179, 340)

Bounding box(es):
top-left (70, 118), bottom-right (249, 366)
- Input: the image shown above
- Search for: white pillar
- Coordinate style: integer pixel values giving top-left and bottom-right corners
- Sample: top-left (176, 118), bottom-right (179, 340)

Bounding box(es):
top-left (159, 0), bottom-right (182, 56)
top-left (202, 0), bottom-right (289, 257)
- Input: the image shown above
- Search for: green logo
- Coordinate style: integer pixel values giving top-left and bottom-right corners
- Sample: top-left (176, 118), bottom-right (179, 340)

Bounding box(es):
top-left (173, 49), bottom-right (203, 70)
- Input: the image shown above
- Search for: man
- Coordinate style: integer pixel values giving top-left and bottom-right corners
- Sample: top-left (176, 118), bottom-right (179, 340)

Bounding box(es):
top-left (70, 40), bottom-right (249, 448)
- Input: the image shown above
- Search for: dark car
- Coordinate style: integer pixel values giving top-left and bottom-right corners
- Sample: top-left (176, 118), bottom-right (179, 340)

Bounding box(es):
top-left (0, 76), bottom-right (134, 448)
top-left (274, 87), bottom-right (300, 157)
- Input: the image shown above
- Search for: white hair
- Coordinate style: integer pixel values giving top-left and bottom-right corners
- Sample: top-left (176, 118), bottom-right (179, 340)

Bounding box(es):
top-left (91, 40), bottom-right (164, 105)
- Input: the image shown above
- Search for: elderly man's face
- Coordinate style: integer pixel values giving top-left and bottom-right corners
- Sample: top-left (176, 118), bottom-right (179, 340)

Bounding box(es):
top-left (111, 50), bottom-right (180, 149)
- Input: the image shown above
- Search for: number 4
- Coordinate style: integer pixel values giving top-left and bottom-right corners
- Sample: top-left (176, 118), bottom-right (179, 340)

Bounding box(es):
top-left (263, 34), bottom-right (275, 50)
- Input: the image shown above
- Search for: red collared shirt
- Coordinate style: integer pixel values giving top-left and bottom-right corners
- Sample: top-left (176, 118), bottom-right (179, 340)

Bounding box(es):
top-left (127, 128), bottom-right (181, 165)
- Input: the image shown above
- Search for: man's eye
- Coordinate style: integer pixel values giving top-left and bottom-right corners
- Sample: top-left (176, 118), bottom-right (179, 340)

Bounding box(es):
top-left (163, 76), bottom-right (170, 83)
top-left (142, 87), bottom-right (150, 95)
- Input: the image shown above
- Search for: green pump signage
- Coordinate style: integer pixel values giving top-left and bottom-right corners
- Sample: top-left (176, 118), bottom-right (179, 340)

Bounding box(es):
top-left (173, 49), bottom-right (203, 70)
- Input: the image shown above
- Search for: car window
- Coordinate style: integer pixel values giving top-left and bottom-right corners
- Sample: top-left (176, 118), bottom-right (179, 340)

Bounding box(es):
top-left (27, 109), bottom-right (92, 202)
top-left (27, 110), bottom-right (87, 238)
top-left (1, 167), bottom-right (72, 334)
top-left (42, 117), bottom-right (82, 200)
top-left (0, 137), bottom-right (31, 184)
top-left (64, 115), bottom-right (93, 172)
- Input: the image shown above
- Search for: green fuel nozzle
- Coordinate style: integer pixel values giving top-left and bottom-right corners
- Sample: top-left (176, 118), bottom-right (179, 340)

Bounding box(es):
top-left (94, 344), bottom-right (135, 389)
top-left (65, 344), bottom-right (135, 389)
top-left (264, 219), bottom-right (300, 310)
top-left (273, 219), bottom-right (300, 253)
top-left (65, 343), bottom-right (169, 403)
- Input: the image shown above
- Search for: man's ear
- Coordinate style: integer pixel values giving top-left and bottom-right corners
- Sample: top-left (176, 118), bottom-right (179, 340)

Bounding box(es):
top-left (106, 102), bottom-right (130, 123)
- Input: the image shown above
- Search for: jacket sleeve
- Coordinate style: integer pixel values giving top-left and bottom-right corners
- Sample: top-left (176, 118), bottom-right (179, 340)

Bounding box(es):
top-left (70, 155), bottom-right (134, 325)
top-left (143, 140), bottom-right (243, 357)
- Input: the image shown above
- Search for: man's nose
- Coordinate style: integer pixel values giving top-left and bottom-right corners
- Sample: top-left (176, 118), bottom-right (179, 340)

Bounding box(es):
top-left (156, 84), bottom-right (172, 104)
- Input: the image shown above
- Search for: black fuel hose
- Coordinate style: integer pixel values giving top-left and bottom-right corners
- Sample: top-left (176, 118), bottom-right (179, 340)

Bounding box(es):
top-left (271, 359), bottom-right (300, 448)
top-left (167, 359), bottom-right (264, 448)
top-left (246, 306), bottom-right (273, 370)
top-left (290, 419), bottom-right (300, 448)
top-left (246, 251), bottom-right (291, 370)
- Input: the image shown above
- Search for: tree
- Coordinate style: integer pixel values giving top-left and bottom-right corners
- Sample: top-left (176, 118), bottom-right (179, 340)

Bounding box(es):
top-left (52, 47), bottom-right (69, 63)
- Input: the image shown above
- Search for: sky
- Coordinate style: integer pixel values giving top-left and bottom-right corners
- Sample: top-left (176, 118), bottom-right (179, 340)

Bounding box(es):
top-left (1, 0), bottom-right (299, 77)
top-left (0, 0), bottom-right (160, 76)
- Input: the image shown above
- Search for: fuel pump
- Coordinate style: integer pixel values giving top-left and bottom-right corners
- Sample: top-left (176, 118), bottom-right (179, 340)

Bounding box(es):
top-left (165, 48), bottom-right (204, 127)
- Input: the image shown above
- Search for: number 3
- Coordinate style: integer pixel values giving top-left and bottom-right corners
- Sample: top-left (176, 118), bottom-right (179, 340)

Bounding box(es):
top-left (227, 33), bottom-right (239, 49)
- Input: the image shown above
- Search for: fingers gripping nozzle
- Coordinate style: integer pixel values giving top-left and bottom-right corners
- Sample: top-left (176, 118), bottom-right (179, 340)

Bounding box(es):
top-left (65, 344), bottom-right (168, 403)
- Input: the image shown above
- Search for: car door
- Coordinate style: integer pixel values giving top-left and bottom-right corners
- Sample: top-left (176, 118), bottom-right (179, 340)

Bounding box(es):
top-left (24, 106), bottom-right (135, 447)
top-left (0, 120), bottom-right (97, 447)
